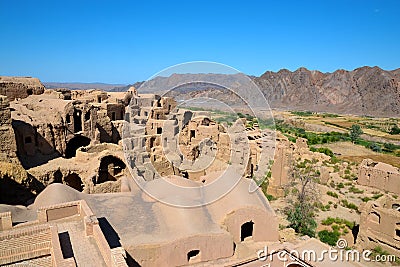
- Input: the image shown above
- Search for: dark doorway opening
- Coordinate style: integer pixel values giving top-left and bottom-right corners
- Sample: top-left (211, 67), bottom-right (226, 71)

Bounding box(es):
top-left (64, 173), bottom-right (83, 191)
top-left (149, 137), bottom-right (156, 148)
top-left (53, 170), bottom-right (63, 183)
top-left (190, 130), bottom-right (196, 141)
top-left (157, 127), bottom-right (162, 134)
top-left (241, 221), bottom-right (254, 241)
top-left (111, 112), bottom-right (116, 121)
top-left (73, 109), bottom-right (82, 132)
top-left (187, 250), bottom-right (200, 263)
top-left (97, 156), bottom-right (126, 184)
top-left (26, 89), bottom-right (33, 95)
top-left (65, 136), bottom-right (91, 158)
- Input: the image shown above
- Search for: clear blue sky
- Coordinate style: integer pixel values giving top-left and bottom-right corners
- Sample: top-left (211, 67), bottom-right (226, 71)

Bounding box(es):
top-left (0, 0), bottom-right (399, 84)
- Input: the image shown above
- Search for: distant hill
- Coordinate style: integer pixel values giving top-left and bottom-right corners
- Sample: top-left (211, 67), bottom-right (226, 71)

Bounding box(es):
top-left (253, 66), bottom-right (400, 117)
top-left (109, 81), bottom-right (144, 92)
top-left (43, 66), bottom-right (400, 117)
top-left (128, 66), bottom-right (399, 117)
top-left (43, 82), bottom-right (126, 91)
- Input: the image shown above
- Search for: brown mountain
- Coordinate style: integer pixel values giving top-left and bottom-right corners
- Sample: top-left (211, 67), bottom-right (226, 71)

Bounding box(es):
top-left (130, 66), bottom-right (399, 117)
top-left (254, 66), bottom-right (400, 117)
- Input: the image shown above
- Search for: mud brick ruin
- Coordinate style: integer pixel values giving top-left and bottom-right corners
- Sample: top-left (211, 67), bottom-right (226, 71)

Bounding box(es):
top-left (0, 76), bottom-right (399, 266)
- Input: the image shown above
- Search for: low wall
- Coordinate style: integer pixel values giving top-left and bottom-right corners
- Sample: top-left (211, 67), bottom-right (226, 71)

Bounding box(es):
top-left (92, 224), bottom-right (127, 267)
top-left (50, 225), bottom-right (76, 267)
top-left (0, 211), bottom-right (12, 231)
top-left (0, 224), bottom-right (51, 265)
top-left (38, 201), bottom-right (82, 223)
top-left (129, 234), bottom-right (233, 267)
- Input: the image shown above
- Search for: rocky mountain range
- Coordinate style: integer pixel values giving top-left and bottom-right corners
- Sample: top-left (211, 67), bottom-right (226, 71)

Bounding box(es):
top-left (42, 66), bottom-right (400, 117)
top-left (118, 66), bottom-right (399, 117)
top-left (253, 66), bottom-right (400, 117)
top-left (44, 82), bottom-right (125, 91)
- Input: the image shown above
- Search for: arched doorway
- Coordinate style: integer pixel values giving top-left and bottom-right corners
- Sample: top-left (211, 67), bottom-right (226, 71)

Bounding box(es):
top-left (64, 173), bottom-right (83, 191)
top-left (65, 136), bottom-right (91, 158)
top-left (97, 156), bottom-right (126, 184)
top-left (241, 221), bottom-right (254, 241)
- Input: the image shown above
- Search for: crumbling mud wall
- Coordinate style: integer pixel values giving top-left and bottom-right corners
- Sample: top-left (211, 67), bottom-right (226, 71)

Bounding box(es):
top-left (358, 195), bottom-right (400, 257)
top-left (358, 159), bottom-right (400, 195)
top-left (0, 95), bottom-right (35, 205)
top-left (0, 76), bottom-right (44, 101)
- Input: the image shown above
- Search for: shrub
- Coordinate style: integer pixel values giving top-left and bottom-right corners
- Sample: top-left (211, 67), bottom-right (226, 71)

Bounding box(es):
top-left (372, 193), bottom-right (384, 200)
top-left (341, 199), bottom-right (359, 212)
top-left (321, 217), bottom-right (354, 229)
top-left (337, 183), bottom-right (345, 189)
top-left (318, 230), bottom-right (340, 246)
top-left (327, 191), bottom-right (339, 198)
top-left (383, 143), bottom-right (397, 152)
top-left (361, 196), bottom-right (372, 202)
top-left (349, 186), bottom-right (364, 194)
top-left (389, 125), bottom-right (400, 135)
top-left (315, 147), bottom-right (334, 157)
top-left (369, 143), bottom-right (382, 152)
top-left (286, 203), bottom-right (317, 237)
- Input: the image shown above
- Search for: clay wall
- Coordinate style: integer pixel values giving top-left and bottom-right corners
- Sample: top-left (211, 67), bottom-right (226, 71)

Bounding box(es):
top-left (0, 224), bottom-right (52, 265)
top-left (0, 77), bottom-right (45, 101)
top-left (358, 159), bottom-right (400, 195)
top-left (358, 197), bottom-right (400, 256)
top-left (0, 212), bottom-right (12, 231)
top-left (0, 96), bottom-right (18, 162)
top-left (128, 234), bottom-right (233, 267)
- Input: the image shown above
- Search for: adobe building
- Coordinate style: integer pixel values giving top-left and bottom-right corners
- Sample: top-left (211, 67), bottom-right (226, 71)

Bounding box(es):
top-left (0, 76), bottom-right (45, 101)
top-left (267, 135), bottom-right (330, 197)
top-left (0, 199), bottom-right (127, 266)
top-left (10, 88), bottom-right (126, 168)
top-left (0, 76), bottom-right (310, 266)
top-left (358, 159), bottom-right (400, 195)
top-left (357, 195), bottom-right (400, 257)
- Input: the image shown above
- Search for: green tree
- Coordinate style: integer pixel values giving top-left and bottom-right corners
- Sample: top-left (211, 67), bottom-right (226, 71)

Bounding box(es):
top-left (285, 158), bottom-right (319, 237)
top-left (389, 125), bottom-right (400, 135)
top-left (383, 142), bottom-right (396, 152)
top-left (349, 124), bottom-right (363, 143)
top-left (369, 143), bottom-right (382, 152)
